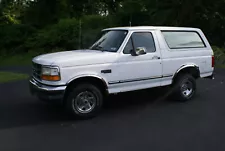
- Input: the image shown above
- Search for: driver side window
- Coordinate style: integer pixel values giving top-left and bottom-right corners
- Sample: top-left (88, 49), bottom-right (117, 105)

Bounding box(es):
top-left (123, 32), bottom-right (156, 54)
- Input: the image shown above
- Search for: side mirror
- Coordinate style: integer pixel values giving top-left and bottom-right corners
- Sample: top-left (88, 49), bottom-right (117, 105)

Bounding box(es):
top-left (131, 47), bottom-right (147, 56)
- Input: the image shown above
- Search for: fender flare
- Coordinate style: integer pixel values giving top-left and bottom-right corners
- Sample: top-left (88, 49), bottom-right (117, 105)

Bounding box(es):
top-left (172, 64), bottom-right (200, 82)
top-left (66, 74), bottom-right (108, 89)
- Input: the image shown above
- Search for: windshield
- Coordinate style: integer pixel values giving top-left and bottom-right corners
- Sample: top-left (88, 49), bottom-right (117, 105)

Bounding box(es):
top-left (90, 30), bottom-right (128, 52)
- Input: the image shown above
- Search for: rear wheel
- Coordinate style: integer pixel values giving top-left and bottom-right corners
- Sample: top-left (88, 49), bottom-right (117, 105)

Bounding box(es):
top-left (65, 83), bottom-right (103, 118)
top-left (172, 74), bottom-right (196, 101)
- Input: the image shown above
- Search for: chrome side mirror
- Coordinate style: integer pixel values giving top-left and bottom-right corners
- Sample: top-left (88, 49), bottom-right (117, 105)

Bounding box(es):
top-left (131, 47), bottom-right (147, 56)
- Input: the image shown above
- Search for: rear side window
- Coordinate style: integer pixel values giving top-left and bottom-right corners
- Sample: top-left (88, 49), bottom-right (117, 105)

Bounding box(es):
top-left (161, 31), bottom-right (206, 49)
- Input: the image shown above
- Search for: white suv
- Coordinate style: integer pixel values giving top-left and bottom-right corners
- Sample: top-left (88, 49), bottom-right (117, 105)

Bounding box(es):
top-left (29, 26), bottom-right (214, 118)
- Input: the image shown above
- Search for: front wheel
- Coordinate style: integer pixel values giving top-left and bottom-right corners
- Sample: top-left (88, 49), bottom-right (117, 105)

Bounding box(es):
top-left (172, 74), bottom-right (197, 102)
top-left (65, 83), bottom-right (103, 118)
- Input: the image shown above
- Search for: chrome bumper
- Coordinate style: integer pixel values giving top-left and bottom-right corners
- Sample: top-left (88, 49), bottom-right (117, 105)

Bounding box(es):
top-left (29, 78), bottom-right (66, 103)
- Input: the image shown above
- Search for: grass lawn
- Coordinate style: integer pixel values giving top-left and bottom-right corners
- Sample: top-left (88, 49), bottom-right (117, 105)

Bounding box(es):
top-left (0, 50), bottom-right (63, 66)
top-left (0, 71), bottom-right (29, 83)
top-left (0, 52), bottom-right (40, 66)
top-left (216, 64), bottom-right (225, 68)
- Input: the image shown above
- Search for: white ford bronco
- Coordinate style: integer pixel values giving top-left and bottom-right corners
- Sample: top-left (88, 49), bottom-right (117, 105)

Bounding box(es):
top-left (29, 26), bottom-right (214, 118)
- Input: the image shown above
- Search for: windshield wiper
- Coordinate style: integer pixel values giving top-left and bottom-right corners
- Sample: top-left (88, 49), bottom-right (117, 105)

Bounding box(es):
top-left (91, 45), bottom-right (106, 52)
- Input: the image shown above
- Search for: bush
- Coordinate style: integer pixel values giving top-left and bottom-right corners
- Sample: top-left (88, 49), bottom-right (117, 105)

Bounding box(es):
top-left (81, 15), bottom-right (111, 30)
top-left (26, 15), bottom-right (112, 52)
top-left (81, 28), bottom-right (102, 49)
top-left (0, 24), bottom-right (36, 55)
top-left (26, 18), bottom-right (80, 52)
top-left (81, 15), bottom-right (112, 48)
top-left (0, 15), bottom-right (113, 55)
top-left (212, 46), bottom-right (225, 65)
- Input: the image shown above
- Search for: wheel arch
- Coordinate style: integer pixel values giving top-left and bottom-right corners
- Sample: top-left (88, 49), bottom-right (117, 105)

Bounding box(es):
top-left (172, 64), bottom-right (200, 84)
top-left (64, 75), bottom-right (109, 101)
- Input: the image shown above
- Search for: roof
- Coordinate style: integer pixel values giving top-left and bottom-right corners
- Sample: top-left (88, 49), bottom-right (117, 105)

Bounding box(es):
top-left (103, 26), bottom-right (200, 31)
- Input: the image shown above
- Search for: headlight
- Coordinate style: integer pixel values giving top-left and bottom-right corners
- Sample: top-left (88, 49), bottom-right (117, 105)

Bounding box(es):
top-left (41, 66), bottom-right (60, 81)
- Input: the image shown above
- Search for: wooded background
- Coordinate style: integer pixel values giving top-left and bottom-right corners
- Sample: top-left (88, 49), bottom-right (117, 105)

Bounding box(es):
top-left (0, 0), bottom-right (225, 64)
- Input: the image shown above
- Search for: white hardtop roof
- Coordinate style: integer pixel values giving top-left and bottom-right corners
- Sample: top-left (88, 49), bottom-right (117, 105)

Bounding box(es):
top-left (103, 26), bottom-right (200, 31)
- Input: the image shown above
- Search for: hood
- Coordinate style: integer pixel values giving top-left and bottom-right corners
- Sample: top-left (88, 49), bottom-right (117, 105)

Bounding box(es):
top-left (32, 49), bottom-right (119, 67)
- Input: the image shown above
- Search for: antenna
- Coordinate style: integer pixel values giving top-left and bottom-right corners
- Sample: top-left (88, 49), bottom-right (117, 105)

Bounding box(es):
top-left (129, 14), bottom-right (132, 27)
top-left (79, 19), bottom-right (82, 49)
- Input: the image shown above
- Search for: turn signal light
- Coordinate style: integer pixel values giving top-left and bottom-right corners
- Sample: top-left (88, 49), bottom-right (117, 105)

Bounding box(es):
top-left (41, 75), bottom-right (60, 81)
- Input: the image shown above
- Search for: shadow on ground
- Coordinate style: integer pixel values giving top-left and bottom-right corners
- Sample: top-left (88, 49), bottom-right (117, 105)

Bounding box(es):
top-left (0, 79), bottom-right (177, 130)
top-left (0, 67), bottom-right (224, 130)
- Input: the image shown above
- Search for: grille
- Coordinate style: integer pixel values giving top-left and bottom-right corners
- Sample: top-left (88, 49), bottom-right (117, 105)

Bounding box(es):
top-left (32, 62), bottom-right (42, 80)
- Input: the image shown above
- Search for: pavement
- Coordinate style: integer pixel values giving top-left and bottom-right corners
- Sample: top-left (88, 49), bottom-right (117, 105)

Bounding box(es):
top-left (0, 67), bottom-right (225, 151)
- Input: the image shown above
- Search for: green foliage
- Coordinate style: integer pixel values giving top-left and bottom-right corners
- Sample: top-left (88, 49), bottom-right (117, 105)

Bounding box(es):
top-left (82, 15), bottom-right (111, 29)
top-left (0, 11), bottom-right (20, 25)
top-left (0, 0), bottom-right (26, 25)
top-left (0, 24), bottom-right (36, 55)
top-left (212, 46), bottom-right (225, 65)
top-left (81, 15), bottom-right (112, 48)
top-left (0, 0), bottom-right (224, 69)
top-left (25, 15), bottom-right (111, 51)
top-left (26, 18), bottom-right (80, 51)
top-left (0, 15), bottom-right (113, 56)
top-left (21, 0), bottom-right (70, 27)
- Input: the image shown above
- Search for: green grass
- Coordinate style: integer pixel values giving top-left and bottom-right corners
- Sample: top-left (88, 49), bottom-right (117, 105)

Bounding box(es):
top-left (0, 71), bottom-right (29, 83)
top-left (0, 52), bottom-right (41, 66)
top-left (215, 64), bottom-right (225, 68)
top-left (0, 49), bottom-right (63, 67)
top-left (0, 54), bottom-right (33, 66)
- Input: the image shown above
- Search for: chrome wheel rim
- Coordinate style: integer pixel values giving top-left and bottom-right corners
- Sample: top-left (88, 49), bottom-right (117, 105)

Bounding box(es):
top-left (181, 81), bottom-right (193, 97)
top-left (73, 91), bottom-right (97, 114)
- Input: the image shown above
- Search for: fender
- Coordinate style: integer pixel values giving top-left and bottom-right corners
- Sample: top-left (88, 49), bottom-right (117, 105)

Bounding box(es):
top-left (66, 74), bottom-right (108, 88)
top-left (172, 63), bottom-right (200, 81)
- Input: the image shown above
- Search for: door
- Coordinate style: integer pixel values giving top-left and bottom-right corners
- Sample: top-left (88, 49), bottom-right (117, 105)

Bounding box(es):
top-left (108, 30), bottom-right (163, 93)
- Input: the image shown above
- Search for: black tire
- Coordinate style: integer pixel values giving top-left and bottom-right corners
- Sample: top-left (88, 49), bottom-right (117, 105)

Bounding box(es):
top-left (171, 74), bottom-right (196, 102)
top-left (65, 83), bottom-right (103, 119)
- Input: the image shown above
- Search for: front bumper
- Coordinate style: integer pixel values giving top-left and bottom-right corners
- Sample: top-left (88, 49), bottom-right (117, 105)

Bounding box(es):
top-left (29, 78), bottom-right (66, 104)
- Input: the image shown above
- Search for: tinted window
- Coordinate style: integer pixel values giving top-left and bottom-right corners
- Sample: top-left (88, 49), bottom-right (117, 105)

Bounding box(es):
top-left (132, 32), bottom-right (156, 53)
top-left (162, 31), bottom-right (205, 49)
top-left (123, 32), bottom-right (156, 54)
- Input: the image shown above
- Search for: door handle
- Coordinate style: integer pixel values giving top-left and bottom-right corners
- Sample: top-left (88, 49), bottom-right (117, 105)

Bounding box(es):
top-left (152, 56), bottom-right (161, 59)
